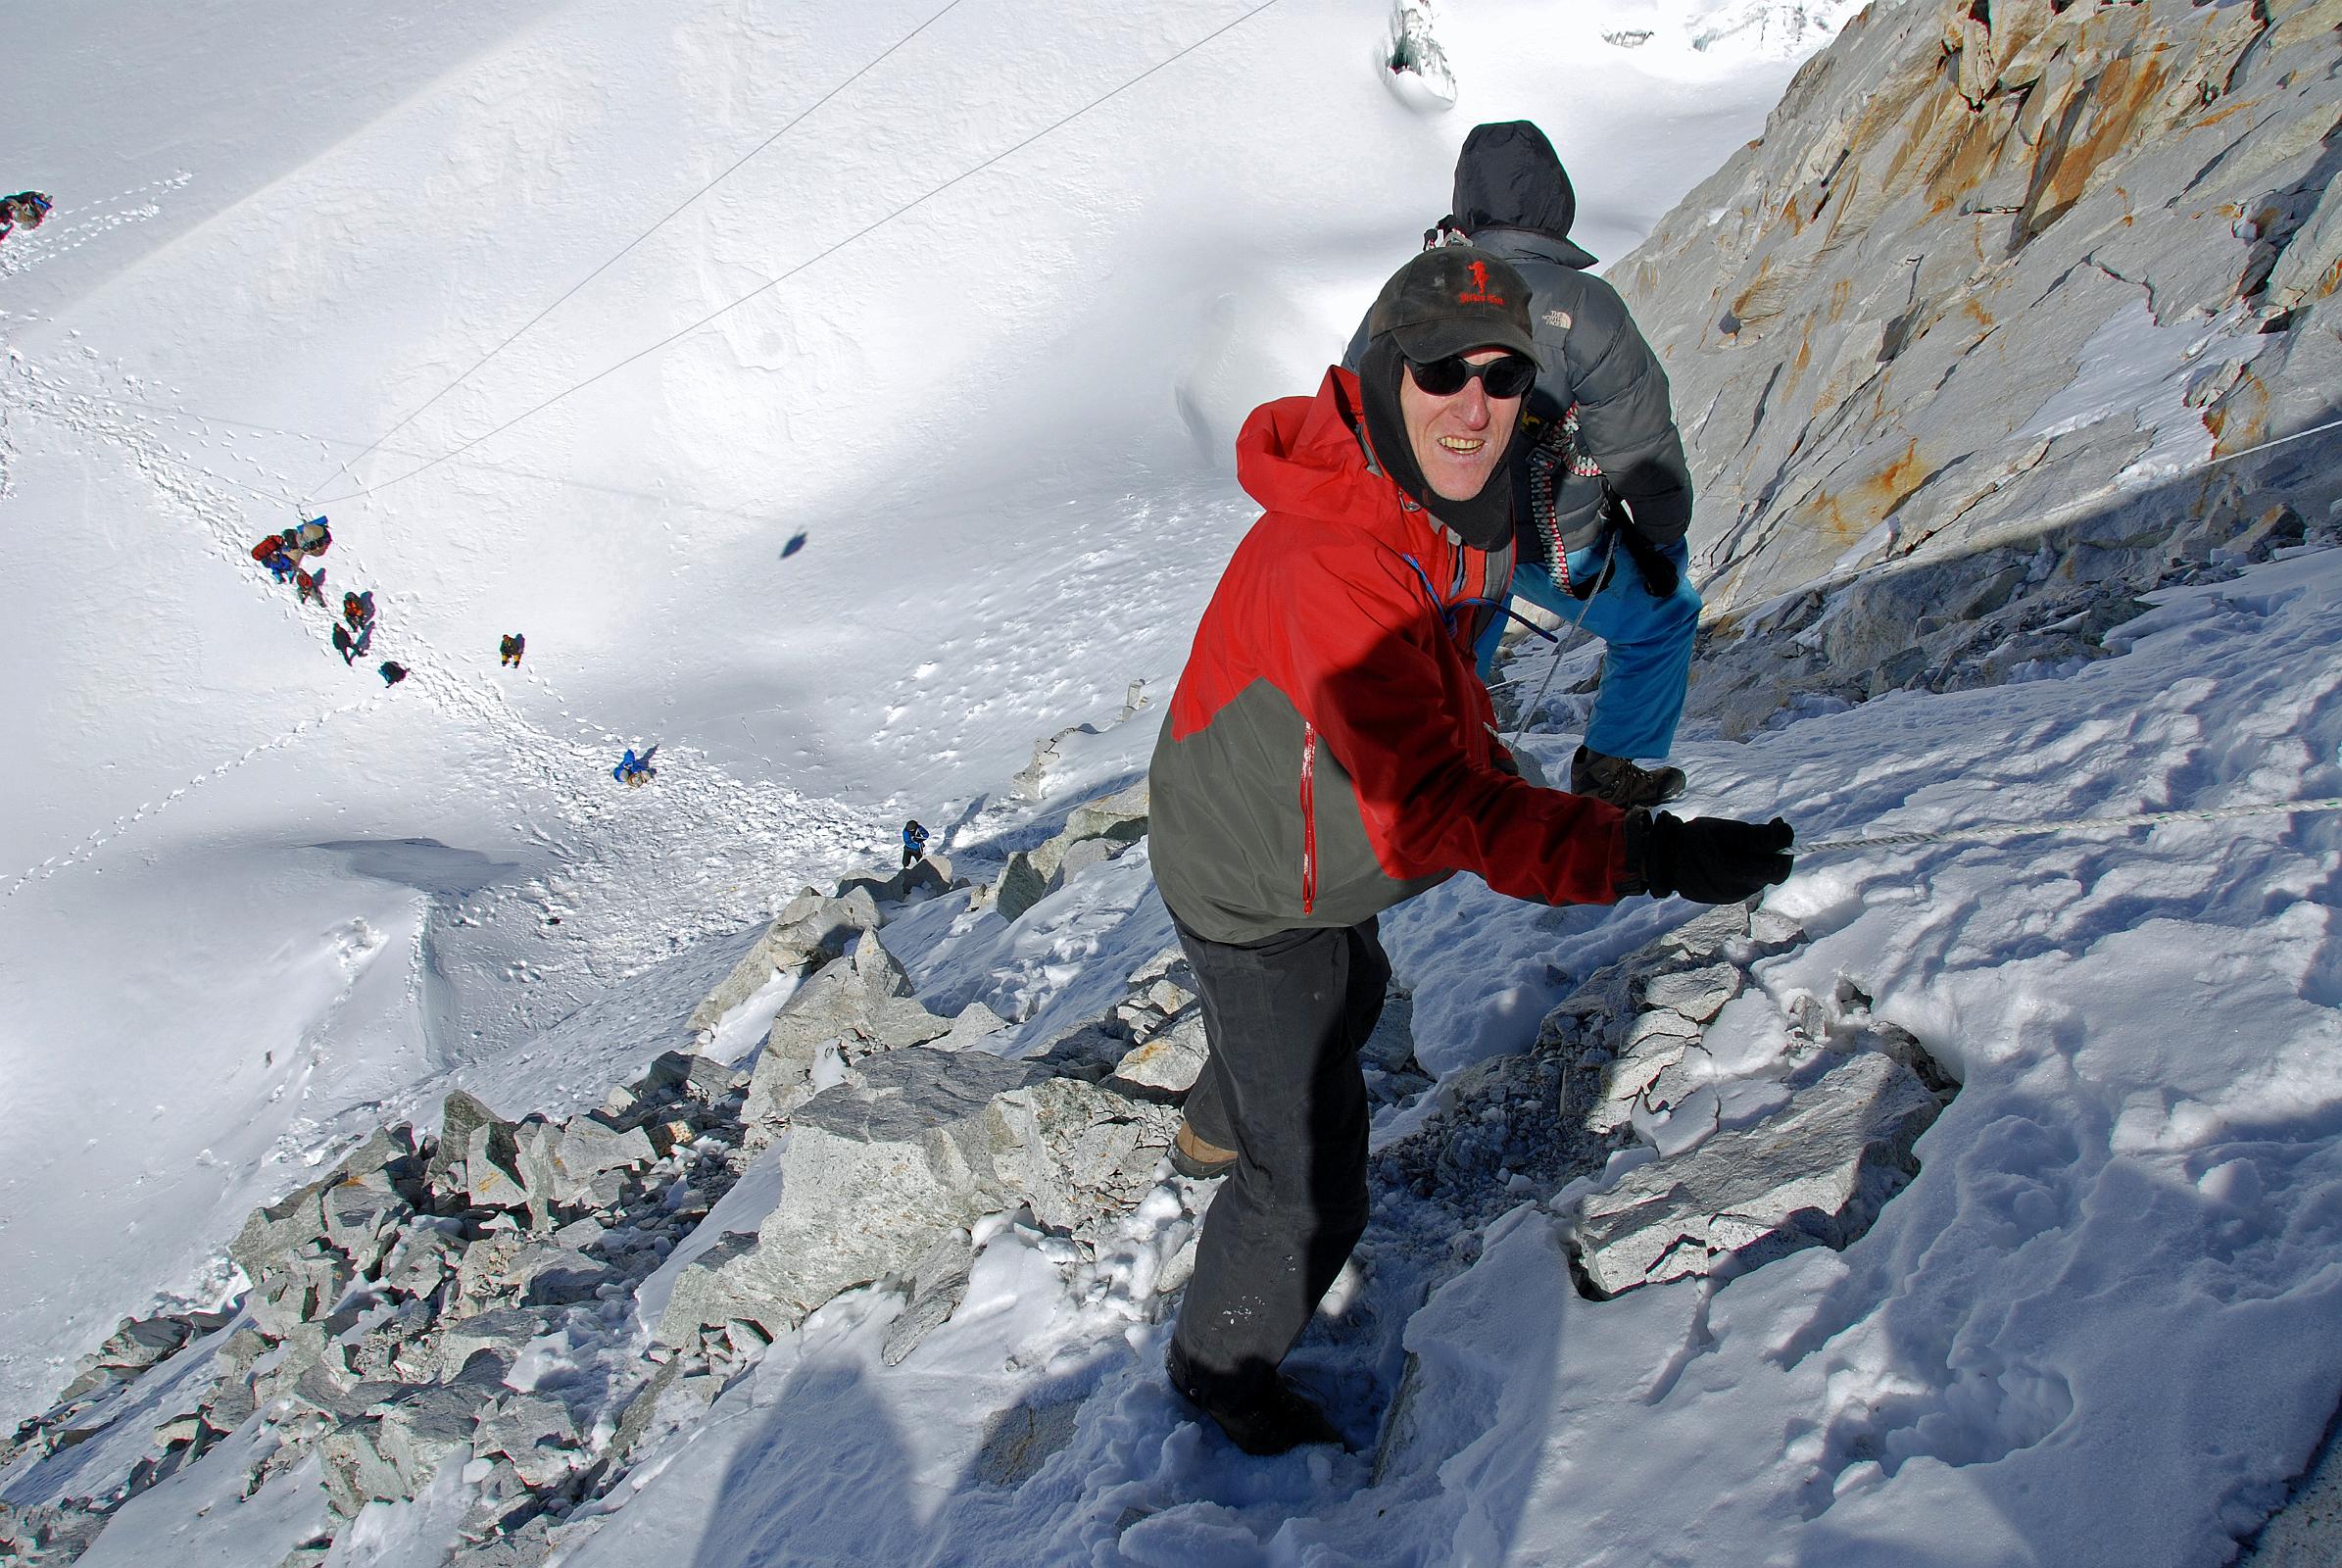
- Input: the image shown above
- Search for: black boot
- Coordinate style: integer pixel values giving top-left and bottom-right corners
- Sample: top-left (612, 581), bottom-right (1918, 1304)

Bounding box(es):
top-left (1166, 1345), bottom-right (1345, 1456)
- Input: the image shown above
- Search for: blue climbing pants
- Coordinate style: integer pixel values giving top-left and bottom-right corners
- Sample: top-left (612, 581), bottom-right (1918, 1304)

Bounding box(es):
top-left (1481, 531), bottom-right (1700, 762)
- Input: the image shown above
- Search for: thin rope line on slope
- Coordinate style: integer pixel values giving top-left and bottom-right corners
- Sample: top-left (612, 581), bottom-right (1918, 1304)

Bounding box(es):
top-left (307, 0), bottom-right (972, 501)
top-left (1798, 796), bottom-right (2342, 855)
top-left (313, 0), bottom-right (1287, 507)
top-left (22, 379), bottom-right (794, 524)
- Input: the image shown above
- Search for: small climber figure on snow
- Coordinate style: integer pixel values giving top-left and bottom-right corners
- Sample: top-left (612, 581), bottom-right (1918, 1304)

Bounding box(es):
top-left (378, 662), bottom-right (409, 687)
top-left (331, 619), bottom-right (374, 665)
top-left (499, 633), bottom-right (525, 668)
top-left (252, 516), bottom-right (330, 578)
top-left (0, 192), bottom-right (53, 243)
top-left (331, 589), bottom-right (376, 663)
top-left (295, 565), bottom-right (327, 608)
top-left (252, 534), bottom-right (299, 581)
top-left (901, 819), bottom-right (930, 869)
top-left (613, 746), bottom-right (659, 788)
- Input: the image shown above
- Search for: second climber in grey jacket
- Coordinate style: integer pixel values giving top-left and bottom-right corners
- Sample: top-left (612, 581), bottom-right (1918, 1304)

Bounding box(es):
top-left (1347, 120), bottom-right (1702, 808)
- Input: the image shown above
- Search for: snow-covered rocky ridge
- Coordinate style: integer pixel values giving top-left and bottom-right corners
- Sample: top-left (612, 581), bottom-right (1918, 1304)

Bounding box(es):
top-left (9, 514), bottom-right (2342, 1566)
top-left (0, 0), bottom-right (1823, 1438)
top-left (5, 0), bottom-right (2342, 1563)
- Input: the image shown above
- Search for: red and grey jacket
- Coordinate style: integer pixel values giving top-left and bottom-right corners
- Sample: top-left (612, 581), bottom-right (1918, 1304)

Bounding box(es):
top-left (1149, 368), bottom-right (1632, 945)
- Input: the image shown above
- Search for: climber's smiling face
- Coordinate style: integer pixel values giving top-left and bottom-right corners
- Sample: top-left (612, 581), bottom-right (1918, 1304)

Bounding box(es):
top-left (1400, 348), bottom-right (1525, 502)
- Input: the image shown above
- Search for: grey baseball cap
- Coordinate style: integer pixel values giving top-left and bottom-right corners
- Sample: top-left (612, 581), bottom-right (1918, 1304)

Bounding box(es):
top-left (1365, 244), bottom-right (1539, 365)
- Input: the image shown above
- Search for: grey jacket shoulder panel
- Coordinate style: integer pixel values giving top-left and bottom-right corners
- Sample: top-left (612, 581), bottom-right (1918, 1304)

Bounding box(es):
top-left (1478, 233), bottom-right (1693, 551)
top-left (1148, 680), bottom-right (1448, 945)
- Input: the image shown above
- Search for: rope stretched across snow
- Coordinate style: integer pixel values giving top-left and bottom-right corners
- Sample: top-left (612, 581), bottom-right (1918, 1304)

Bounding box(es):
top-left (1796, 796), bottom-right (2342, 855)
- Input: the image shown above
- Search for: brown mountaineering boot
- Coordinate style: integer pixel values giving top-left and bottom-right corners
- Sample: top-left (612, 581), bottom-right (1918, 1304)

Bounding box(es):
top-left (1169, 1119), bottom-right (1238, 1180)
top-left (1572, 745), bottom-right (1686, 808)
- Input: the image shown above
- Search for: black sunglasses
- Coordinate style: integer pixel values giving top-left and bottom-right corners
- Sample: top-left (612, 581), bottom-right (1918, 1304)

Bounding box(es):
top-left (1405, 352), bottom-right (1537, 399)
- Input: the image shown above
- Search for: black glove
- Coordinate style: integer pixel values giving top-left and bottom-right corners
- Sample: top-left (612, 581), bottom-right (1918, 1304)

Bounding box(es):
top-left (1614, 519), bottom-right (1681, 600)
top-left (1634, 810), bottom-right (1794, 903)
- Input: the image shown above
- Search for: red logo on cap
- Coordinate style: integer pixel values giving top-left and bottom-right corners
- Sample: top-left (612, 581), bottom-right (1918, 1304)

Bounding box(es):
top-left (1456, 256), bottom-right (1505, 305)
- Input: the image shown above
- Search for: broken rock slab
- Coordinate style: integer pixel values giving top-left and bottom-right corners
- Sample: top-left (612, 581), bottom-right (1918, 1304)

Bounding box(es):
top-left (994, 851), bottom-right (1050, 923)
top-left (473, 1393), bottom-right (583, 1491)
top-left (1569, 1049), bottom-right (1944, 1299)
top-left (881, 1229), bottom-right (975, 1367)
top-left (1111, 1009), bottom-right (1207, 1093)
top-left (985, 1076), bottom-right (1181, 1233)
top-left (712, 1049), bottom-right (1177, 1341)
top-left (735, 1048), bottom-right (1042, 1329)
top-left (744, 935), bottom-right (955, 1130)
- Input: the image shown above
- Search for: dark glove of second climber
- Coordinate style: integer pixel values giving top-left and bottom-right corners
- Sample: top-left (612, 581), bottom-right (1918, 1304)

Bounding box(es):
top-left (1638, 810), bottom-right (1794, 903)
top-left (1615, 520), bottom-right (1681, 600)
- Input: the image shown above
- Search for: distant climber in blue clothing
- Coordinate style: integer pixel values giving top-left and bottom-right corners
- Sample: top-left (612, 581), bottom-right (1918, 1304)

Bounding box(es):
top-left (614, 746), bottom-right (659, 788)
top-left (902, 819), bottom-right (931, 869)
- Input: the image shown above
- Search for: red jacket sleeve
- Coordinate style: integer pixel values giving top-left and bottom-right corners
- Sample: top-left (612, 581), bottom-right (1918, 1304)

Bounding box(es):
top-left (1274, 539), bottom-right (1629, 907)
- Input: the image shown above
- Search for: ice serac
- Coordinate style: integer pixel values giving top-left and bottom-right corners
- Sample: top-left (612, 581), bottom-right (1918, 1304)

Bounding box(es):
top-left (1613, 0), bottom-right (2342, 616)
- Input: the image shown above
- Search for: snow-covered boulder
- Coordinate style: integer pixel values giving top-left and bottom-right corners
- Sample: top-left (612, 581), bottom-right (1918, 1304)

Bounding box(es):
top-left (992, 778), bottom-right (1152, 920)
top-left (1570, 1048), bottom-right (1944, 1298)
top-left (662, 1047), bottom-right (1176, 1348)
top-left (741, 934), bottom-right (956, 1133)
top-left (727, 1047), bottom-right (1042, 1333)
top-left (317, 1376), bottom-right (498, 1517)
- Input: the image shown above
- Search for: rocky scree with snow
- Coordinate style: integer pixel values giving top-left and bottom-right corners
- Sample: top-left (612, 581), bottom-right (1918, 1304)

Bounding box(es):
top-left (0, 772), bottom-right (1969, 1564)
top-left (1489, 0), bottom-right (2341, 745)
top-left (11, 3), bottom-right (2341, 1554)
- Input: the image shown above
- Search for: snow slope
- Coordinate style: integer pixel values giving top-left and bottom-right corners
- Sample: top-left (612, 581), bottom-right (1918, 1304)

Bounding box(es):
top-left (63, 539), bottom-right (2332, 1568)
top-left (0, 0), bottom-right (1823, 1434)
top-left (8, 0), bottom-right (2342, 1562)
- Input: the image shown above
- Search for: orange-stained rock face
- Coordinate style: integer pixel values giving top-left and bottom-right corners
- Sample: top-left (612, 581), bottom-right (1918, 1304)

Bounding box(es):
top-left (1608, 0), bottom-right (2341, 622)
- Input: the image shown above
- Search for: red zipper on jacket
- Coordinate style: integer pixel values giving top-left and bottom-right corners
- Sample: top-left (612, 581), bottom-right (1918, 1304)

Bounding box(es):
top-left (1300, 722), bottom-right (1318, 915)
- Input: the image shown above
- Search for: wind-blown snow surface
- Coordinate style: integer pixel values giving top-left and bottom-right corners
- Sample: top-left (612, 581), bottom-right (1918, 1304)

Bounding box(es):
top-left (73, 541), bottom-right (2333, 1568)
top-left (17, 0), bottom-right (2341, 1562)
top-left (1, 0), bottom-right (1829, 1434)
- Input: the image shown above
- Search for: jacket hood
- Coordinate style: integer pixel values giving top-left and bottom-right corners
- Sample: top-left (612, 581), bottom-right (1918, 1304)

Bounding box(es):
top-left (1451, 122), bottom-right (1596, 267)
top-left (1235, 368), bottom-right (1404, 533)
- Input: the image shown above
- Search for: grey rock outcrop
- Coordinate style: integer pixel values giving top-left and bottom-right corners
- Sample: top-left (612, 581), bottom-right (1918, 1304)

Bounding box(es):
top-left (742, 934), bottom-right (956, 1134)
top-left (1370, 902), bottom-right (1952, 1303)
top-left (1570, 1049), bottom-right (1944, 1298)
top-left (1616, 0), bottom-right (2342, 622)
top-left (993, 779), bottom-right (1151, 921)
top-left (665, 1048), bottom-right (1178, 1349)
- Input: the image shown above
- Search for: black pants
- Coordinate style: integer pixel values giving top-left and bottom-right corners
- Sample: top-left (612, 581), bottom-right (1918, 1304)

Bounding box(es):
top-left (1168, 913), bottom-right (1390, 1404)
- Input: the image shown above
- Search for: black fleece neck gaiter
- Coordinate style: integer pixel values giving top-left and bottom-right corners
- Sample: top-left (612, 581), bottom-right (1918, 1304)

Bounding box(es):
top-left (1358, 336), bottom-right (1515, 551)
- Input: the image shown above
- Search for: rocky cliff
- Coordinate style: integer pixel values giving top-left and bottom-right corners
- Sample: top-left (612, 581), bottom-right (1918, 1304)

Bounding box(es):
top-left (1615, 0), bottom-right (2341, 614)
